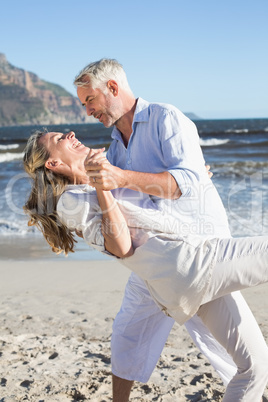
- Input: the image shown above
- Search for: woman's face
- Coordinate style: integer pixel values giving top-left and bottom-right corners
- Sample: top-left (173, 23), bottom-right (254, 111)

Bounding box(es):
top-left (39, 131), bottom-right (90, 181)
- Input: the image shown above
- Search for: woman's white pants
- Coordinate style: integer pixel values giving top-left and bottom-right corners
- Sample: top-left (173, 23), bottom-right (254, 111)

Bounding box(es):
top-left (199, 236), bottom-right (268, 401)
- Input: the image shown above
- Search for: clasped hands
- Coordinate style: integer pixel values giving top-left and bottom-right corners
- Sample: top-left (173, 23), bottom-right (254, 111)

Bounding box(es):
top-left (84, 148), bottom-right (124, 190)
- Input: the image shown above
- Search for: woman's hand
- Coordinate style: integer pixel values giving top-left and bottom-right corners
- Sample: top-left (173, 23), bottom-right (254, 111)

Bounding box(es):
top-left (84, 151), bottom-right (124, 190)
top-left (75, 229), bottom-right (83, 239)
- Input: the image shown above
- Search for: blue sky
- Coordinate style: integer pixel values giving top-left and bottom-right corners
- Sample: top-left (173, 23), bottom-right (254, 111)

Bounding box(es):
top-left (0, 0), bottom-right (267, 119)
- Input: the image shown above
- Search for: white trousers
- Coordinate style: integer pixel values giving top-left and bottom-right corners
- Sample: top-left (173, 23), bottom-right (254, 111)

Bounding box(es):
top-left (111, 273), bottom-right (237, 383)
top-left (199, 236), bottom-right (268, 401)
top-left (111, 236), bottom-right (268, 401)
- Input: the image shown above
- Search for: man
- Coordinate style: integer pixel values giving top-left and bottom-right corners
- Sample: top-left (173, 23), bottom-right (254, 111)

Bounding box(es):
top-left (73, 59), bottom-right (248, 401)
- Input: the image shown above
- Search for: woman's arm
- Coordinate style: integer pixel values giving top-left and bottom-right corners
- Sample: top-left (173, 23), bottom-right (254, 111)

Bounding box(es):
top-left (96, 189), bottom-right (134, 258)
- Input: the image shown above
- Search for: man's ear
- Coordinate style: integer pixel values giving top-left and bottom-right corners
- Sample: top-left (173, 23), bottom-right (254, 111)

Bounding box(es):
top-left (107, 80), bottom-right (118, 96)
top-left (45, 158), bottom-right (61, 171)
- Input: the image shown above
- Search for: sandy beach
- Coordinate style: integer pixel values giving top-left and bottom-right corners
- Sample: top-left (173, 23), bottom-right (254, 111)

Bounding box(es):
top-left (0, 258), bottom-right (267, 401)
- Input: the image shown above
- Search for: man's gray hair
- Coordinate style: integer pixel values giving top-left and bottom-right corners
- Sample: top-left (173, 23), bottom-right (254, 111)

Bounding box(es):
top-left (74, 58), bottom-right (133, 94)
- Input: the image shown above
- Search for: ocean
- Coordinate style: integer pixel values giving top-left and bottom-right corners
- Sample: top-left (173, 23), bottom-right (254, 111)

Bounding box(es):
top-left (0, 118), bottom-right (268, 260)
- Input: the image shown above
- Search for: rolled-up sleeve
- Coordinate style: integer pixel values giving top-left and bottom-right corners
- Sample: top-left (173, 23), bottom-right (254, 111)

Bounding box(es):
top-left (159, 110), bottom-right (206, 197)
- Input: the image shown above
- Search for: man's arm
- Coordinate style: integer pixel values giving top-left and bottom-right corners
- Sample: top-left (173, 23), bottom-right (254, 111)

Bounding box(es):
top-left (85, 153), bottom-right (182, 199)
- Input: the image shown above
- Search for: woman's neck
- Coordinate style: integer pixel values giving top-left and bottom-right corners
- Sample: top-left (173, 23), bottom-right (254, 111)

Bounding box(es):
top-left (69, 168), bottom-right (89, 185)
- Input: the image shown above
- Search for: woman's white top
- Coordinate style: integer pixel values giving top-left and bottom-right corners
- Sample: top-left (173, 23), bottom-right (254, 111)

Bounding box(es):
top-left (57, 184), bottom-right (219, 325)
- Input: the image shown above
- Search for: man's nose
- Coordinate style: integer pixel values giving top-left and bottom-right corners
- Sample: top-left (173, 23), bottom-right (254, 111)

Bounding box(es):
top-left (86, 104), bottom-right (93, 116)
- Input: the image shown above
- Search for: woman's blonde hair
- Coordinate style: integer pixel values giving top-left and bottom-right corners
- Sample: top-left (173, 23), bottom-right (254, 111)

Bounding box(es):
top-left (23, 130), bottom-right (76, 254)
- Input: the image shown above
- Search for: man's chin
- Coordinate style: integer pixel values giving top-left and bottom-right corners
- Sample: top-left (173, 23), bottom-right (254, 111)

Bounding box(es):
top-left (102, 120), bottom-right (116, 128)
top-left (100, 114), bottom-right (119, 128)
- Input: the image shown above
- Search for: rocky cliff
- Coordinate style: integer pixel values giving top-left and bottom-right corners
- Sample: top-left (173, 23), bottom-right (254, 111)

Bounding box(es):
top-left (0, 53), bottom-right (96, 126)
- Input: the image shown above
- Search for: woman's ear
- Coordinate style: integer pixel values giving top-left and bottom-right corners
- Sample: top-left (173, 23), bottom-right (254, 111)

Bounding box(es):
top-left (45, 158), bottom-right (61, 171)
top-left (45, 158), bottom-right (71, 179)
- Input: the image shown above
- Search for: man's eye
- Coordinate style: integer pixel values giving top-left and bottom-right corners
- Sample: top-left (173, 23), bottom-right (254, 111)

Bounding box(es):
top-left (57, 137), bottom-right (63, 142)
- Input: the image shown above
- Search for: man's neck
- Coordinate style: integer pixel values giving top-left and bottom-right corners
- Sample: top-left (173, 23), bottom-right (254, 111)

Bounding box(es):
top-left (115, 98), bottom-right (138, 147)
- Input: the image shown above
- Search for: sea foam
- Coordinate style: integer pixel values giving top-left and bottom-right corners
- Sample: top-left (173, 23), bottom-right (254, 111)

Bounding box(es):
top-left (199, 138), bottom-right (229, 147)
top-left (0, 144), bottom-right (20, 150)
top-left (0, 152), bottom-right (23, 163)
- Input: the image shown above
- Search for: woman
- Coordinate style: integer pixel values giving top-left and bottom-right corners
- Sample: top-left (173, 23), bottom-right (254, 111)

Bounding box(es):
top-left (23, 129), bottom-right (268, 401)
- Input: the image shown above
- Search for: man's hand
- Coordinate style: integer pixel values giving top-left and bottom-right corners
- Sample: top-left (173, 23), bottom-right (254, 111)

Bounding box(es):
top-left (206, 165), bottom-right (213, 179)
top-left (91, 147), bottom-right (106, 156)
top-left (84, 150), bottom-right (124, 190)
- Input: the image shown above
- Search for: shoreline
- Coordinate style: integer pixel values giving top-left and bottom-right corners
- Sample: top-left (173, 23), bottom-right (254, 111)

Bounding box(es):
top-left (0, 259), bottom-right (267, 401)
top-left (0, 235), bottom-right (111, 261)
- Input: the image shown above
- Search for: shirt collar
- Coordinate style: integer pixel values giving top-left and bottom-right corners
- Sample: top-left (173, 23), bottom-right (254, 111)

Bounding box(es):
top-left (133, 97), bottom-right (150, 123)
top-left (111, 97), bottom-right (149, 141)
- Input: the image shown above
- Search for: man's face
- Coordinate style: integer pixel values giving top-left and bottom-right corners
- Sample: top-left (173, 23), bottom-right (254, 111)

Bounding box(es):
top-left (77, 82), bottom-right (121, 128)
